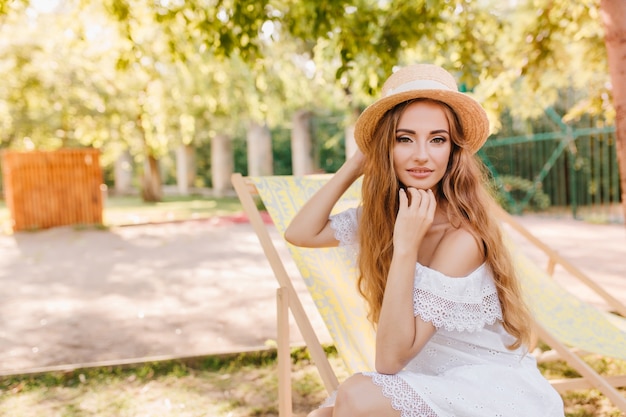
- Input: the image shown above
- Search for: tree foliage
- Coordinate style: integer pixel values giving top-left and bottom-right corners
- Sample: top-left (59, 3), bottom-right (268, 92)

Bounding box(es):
top-left (0, 0), bottom-right (622, 209)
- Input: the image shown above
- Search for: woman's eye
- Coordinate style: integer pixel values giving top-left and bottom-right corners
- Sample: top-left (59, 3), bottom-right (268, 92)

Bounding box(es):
top-left (396, 135), bottom-right (412, 143)
top-left (431, 136), bottom-right (446, 143)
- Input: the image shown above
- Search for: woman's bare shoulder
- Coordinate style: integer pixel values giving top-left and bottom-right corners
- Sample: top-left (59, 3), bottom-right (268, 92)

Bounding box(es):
top-left (429, 226), bottom-right (484, 278)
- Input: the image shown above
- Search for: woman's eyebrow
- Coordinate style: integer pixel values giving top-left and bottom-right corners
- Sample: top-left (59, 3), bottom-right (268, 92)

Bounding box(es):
top-left (395, 128), bottom-right (450, 135)
top-left (431, 129), bottom-right (450, 135)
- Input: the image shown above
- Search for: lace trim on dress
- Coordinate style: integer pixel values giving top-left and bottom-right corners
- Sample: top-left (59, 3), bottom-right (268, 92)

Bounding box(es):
top-left (329, 207), bottom-right (358, 246)
top-left (317, 390), bottom-right (337, 409)
top-left (413, 264), bottom-right (503, 332)
top-left (363, 371), bottom-right (439, 417)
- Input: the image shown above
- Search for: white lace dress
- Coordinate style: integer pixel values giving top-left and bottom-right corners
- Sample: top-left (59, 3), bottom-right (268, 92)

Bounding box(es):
top-left (323, 208), bottom-right (564, 417)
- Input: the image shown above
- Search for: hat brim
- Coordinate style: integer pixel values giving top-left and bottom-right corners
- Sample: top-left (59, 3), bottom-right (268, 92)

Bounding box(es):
top-left (354, 89), bottom-right (489, 154)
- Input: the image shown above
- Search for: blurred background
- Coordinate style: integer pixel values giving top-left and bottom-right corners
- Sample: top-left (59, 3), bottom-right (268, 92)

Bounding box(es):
top-left (0, 2), bottom-right (625, 415)
top-left (0, 0), bottom-right (623, 224)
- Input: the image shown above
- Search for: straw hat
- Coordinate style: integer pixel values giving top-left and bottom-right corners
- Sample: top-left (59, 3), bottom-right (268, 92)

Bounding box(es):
top-left (354, 64), bottom-right (490, 154)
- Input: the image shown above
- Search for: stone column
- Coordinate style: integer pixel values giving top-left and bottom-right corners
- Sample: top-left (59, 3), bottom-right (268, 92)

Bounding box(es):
top-left (246, 121), bottom-right (273, 176)
top-left (176, 144), bottom-right (196, 196)
top-left (345, 124), bottom-right (357, 159)
top-left (345, 107), bottom-right (361, 159)
top-left (212, 133), bottom-right (234, 197)
top-left (291, 110), bottom-right (314, 176)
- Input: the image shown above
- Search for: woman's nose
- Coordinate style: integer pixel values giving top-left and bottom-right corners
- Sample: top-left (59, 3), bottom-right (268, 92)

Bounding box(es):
top-left (412, 142), bottom-right (428, 161)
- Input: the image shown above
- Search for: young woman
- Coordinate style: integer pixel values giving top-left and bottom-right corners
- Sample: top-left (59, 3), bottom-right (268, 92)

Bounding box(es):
top-left (284, 64), bottom-right (564, 417)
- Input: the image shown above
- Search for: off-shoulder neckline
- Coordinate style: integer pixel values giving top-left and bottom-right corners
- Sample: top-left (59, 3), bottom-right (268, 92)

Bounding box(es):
top-left (415, 262), bottom-right (487, 279)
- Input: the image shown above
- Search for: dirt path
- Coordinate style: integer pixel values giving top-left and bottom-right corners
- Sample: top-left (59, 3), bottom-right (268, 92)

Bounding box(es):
top-left (0, 215), bottom-right (624, 375)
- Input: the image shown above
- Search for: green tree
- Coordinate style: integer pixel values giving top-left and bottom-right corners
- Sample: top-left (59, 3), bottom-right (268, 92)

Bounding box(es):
top-left (2, 0), bottom-right (624, 215)
top-left (0, 1), bottom-right (120, 151)
top-left (480, 0), bottom-right (624, 221)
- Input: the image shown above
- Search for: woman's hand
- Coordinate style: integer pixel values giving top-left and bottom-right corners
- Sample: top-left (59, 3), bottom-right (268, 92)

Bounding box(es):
top-left (345, 148), bottom-right (366, 178)
top-left (284, 147), bottom-right (365, 248)
top-left (393, 188), bottom-right (436, 256)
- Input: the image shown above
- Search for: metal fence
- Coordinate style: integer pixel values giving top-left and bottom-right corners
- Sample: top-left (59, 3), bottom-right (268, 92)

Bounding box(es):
top-left (480, 107), bottom-right (621, 222)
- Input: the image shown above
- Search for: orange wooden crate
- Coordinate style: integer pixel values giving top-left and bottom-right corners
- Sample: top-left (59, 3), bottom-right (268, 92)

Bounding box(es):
top-left (2, 149), bottom-right (104, 232)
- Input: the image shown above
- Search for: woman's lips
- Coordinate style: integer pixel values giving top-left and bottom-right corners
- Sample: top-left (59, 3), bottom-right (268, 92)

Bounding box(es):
top-left (407, 169), bottom-right (432, 179)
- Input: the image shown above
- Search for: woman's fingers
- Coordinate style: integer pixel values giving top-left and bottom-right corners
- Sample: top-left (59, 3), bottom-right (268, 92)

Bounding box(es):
top-left (425, 189), bottom-right (437, 218)
top-left (399, 188), bottom-right (408, 208)
top-left (403, 188), bottom-right (437, 224)
top-left (405, 188), bottom-right (433, 209)
top-left (405, 187), bottom-right (421, 207)
top-left (394, 188), bottom-right (436, 251)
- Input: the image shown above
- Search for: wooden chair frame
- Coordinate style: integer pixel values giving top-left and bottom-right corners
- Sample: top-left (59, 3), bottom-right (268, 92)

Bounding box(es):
top-left (232, 174), bottom-right (339, 417)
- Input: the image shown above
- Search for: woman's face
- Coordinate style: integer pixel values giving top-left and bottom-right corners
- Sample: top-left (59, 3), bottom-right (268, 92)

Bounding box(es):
top-left (392, 100), bottom-right (452, 191)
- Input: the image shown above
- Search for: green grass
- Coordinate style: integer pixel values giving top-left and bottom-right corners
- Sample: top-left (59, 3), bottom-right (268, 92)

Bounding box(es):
top-left (538, 355), bottom-right (626, 416)
top-left (0, 348), bottom-right (338, 417)
top-left (102, 195), bottom-right (243, 226)
top-left (0, 195), bottom-right (245, 233)
top-left (0, 347), bottom-right (624, 417)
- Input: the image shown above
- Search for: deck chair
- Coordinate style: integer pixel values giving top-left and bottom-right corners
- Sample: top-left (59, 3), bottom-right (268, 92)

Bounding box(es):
top-left (493, 204), bottom-right (626, 405)
top-left (231, 173), bottom-right (375, 417)
top-left (231, 173), bottom-right (626, 416)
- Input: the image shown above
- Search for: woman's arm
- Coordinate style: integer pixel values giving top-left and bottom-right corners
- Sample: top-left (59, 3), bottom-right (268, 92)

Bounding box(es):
top-left (375, 187), bottom-right (437, 374)
top-left (375, 192), bottom-right (484, 373)
top-left (284, 150), bottom-right (364, 248)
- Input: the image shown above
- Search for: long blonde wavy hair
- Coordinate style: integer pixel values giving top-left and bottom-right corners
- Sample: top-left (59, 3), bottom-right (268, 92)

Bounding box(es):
top-left (357, 98), bottom-right (532, 350)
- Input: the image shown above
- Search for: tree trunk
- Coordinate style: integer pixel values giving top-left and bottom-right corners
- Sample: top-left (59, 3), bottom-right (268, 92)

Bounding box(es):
top-left (136, 107), bottom-right (162, 202)
top-left (141, 152), bottom-right (162, 202)
top-left (600, 0), bottom-right (626, 223)
top-left (114, 149), bottom-right (133, 195)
